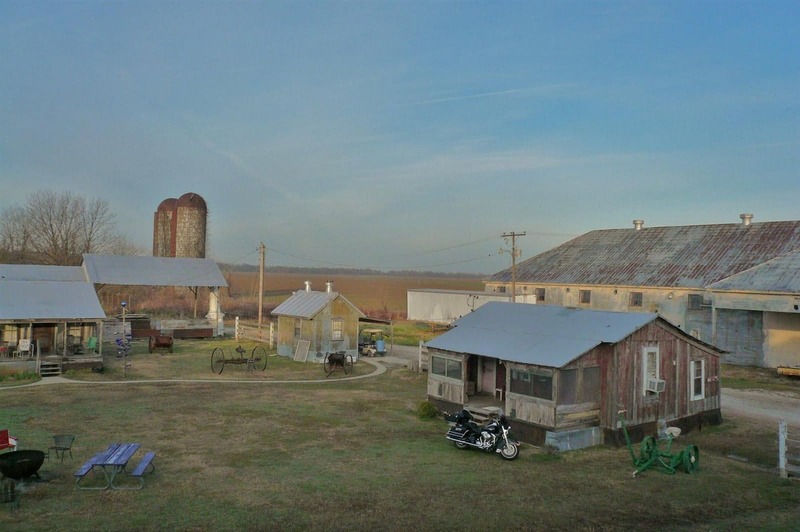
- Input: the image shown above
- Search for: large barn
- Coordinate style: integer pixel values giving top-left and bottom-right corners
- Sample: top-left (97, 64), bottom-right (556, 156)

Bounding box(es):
top-left (426, 302), bottom-right (722, 450)
top-left (485, 215), bottom-right (800, 368)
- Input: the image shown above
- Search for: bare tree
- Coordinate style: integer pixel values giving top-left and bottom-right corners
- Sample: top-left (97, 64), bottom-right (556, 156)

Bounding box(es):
top-left (0, 190), bottom-right (134, 265)
top-left (0, 205), bottom-right (32, 263)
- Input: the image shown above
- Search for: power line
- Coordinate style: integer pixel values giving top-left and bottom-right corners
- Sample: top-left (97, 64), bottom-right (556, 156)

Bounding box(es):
top-left (266, 246), bottom-right (503, 271)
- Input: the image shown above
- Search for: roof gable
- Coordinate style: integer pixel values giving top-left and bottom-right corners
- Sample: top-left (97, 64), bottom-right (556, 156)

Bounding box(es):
top-left (490, 221), bottom-right (800, 288)
top-left (425, 301), bottom-right (659, 367)
top-left (272, 290), bottom-right (365, 319)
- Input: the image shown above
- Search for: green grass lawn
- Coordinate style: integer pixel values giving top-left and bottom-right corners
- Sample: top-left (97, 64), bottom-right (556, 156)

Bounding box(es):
top-left (1, 347), bottom-right (799, 530)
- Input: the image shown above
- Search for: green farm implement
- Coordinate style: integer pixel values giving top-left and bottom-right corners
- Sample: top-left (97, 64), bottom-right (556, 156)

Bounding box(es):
top-left (619, 411), bottom-right (699, 477)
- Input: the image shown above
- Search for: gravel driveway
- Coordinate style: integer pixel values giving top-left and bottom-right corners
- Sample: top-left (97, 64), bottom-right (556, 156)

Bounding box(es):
top-left (723, 387), bottom-right (800, 426)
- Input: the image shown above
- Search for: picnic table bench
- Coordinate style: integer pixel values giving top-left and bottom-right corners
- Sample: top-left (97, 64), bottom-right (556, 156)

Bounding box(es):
top-left (75, 443), bottom-right (156, 490)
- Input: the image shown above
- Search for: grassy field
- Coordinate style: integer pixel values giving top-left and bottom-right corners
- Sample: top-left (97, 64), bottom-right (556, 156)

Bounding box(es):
top-left (222, 272), bottom-right (484, 320)
top-left (1, 343), bottom-right (799, 530)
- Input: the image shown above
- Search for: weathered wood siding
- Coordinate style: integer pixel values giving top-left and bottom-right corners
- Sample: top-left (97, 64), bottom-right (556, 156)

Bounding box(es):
top-left (427, 378), bottom-right (465, 405)
top-left (427, 350), bottom-right (466, 404)
top-left (275, 297), bottom-right (361, 359)
top-left (604, 321), bottom-right (721, 430)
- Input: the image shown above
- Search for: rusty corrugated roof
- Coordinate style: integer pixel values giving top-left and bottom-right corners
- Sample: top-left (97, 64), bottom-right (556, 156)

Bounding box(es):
top-left (489, 221), bottom-right (800, 288)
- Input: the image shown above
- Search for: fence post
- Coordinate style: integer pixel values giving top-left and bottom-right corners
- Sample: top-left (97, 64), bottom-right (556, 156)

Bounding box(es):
top-left (235, 316), bottom-right (240, 341)
top-left (418, 340), bottom-right (423, 373)
top-left (779, 418), bottom-right (787, 479)
top-left (269, 323), bottom-right (275, 350)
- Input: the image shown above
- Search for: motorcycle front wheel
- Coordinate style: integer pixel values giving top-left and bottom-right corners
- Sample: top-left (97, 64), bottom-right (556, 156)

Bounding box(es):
top-left (500, 442), bottom-right (519, 460)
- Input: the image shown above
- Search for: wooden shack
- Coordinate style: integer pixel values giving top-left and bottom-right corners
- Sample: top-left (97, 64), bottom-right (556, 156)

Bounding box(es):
top-left (426, 302), bottom-right (722, 450)
top-left (271, 281), bottom-right (364, 363)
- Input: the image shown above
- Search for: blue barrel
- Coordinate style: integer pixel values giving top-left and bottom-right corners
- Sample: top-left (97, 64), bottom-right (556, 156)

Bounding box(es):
top-left (376, 339), bottom-right (385, 354)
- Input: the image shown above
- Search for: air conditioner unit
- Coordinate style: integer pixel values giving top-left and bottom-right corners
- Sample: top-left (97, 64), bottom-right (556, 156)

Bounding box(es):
top-left (646, 378), bottom-right (666, 393)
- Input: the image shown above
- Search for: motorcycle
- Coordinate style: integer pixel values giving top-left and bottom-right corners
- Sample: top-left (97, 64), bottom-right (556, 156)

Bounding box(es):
top-left (445, 409), bottom-right (520, 460)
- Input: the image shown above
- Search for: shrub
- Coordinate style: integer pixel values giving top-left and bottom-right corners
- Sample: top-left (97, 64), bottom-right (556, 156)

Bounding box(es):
top-left (416, 401), bottom-right (438, 419)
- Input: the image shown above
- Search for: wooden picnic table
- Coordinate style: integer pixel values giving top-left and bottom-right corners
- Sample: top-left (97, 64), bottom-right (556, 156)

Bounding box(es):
top-left (75, 443), bottom-right (155, 490)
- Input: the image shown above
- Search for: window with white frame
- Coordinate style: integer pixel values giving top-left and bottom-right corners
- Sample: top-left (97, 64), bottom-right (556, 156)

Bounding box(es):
top-left (642, 346), bottom-right (660, 396)
top-left (331, 319), bottom-right (343, 341)
top-left (690, 360), bottom-right (705, 400)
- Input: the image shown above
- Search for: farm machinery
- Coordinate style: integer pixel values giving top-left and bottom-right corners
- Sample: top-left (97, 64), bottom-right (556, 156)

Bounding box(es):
top-left (618, 410), bottom-right (699, 477)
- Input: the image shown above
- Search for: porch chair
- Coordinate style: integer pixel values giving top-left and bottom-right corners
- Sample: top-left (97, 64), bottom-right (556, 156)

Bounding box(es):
top-left (86, 336), bottom-right (98, 353)
top-left (0, 430), bottom-right (18, 451)
top-left (13, 339), bottom-right (31, 359)
top-left (48, 434), bottom-right (75, 463)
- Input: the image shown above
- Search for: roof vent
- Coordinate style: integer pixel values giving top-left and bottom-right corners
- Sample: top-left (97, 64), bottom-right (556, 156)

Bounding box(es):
top-left (740, 213), bottom-right (753, 226)
top-left (304, 281), bottom-right (311, 292)
top-left (633, 219), bottom-right (644, 231)
top-left (325, 281), bottom-right (333, 293)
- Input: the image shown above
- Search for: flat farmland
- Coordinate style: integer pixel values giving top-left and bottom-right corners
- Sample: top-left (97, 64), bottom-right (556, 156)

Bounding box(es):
top-left (224, 271), bottom-right (485, 319)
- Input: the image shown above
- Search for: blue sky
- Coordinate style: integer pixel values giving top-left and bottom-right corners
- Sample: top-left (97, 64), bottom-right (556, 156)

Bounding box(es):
top-left (1, 1), bottom-right (798, 274)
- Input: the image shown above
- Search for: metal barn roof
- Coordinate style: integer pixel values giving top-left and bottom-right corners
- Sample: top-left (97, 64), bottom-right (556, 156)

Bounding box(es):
top-left (272, 290), bottom-right (365, 320)
top-left (425, 301), bottom-right (658, 368)
top-left (0, 264), bottom-right (86, 282)
top-left (489, 220), bottom-right (800, 289)
top-left (82, 254), bottom-right (227, 287)
top-left (708, 250), bottom-right (800, 293)
top-left (0, 281), bottom-right (106, 321)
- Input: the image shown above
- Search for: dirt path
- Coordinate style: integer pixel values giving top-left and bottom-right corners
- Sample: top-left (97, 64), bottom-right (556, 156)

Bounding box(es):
top-left (723, 387), bottom-right (800, 426)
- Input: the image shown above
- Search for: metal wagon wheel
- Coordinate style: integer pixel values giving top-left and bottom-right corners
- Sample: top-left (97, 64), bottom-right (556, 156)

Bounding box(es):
top-left (251, 345), bottom-right (268, 371)
top-left (211, 347), bottom-right (226, 375)
top-left (343, 354), bottom-right (354, 375)
top-left (323, 353), bottom-right (335, 375)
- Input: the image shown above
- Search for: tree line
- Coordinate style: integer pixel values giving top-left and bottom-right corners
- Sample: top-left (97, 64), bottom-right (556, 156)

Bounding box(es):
top-left (0, 190), bottom-right (142, 265)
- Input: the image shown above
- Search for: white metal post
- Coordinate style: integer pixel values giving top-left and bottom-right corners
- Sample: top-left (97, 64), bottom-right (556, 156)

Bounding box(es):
top-left (779, 418), bottom-right (787, 479)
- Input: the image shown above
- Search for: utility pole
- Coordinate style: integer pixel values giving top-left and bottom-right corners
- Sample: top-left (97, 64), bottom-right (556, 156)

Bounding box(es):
top-left (501, 231), bottom-right (526, 302)
top-left (258, 242), bottom-right (265, 328)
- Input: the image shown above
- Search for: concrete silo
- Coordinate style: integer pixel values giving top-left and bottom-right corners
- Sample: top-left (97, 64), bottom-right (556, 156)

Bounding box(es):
top-left (153, 198), bottom-right (177, 257)
top-left (174, 192), bottom-right (207, 258)
top-left (152, 193), bottom-right (207, 258)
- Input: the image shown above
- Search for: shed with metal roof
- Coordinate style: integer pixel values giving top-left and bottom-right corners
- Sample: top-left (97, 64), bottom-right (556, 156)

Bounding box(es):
top-left (426, 301), bottom-right (722, 450)
top-left (1, 267), bottom-right (106, 375)
top-left (271, 281), bottom-right (365, 363)
top-left (81, 254), bottom-right (227, 336)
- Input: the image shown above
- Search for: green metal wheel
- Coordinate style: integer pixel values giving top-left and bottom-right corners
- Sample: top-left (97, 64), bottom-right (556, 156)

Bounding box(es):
top-left (683, 445), bottom-right (699, 473)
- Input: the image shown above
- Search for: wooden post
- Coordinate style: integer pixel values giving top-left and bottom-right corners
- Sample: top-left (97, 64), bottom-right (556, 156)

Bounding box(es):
top-left (779, 419), bottom-right (787, 479)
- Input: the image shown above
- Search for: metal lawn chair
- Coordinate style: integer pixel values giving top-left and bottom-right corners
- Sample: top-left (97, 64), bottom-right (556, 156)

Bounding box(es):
top-left (48, 434), bottom-right (76, 463)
